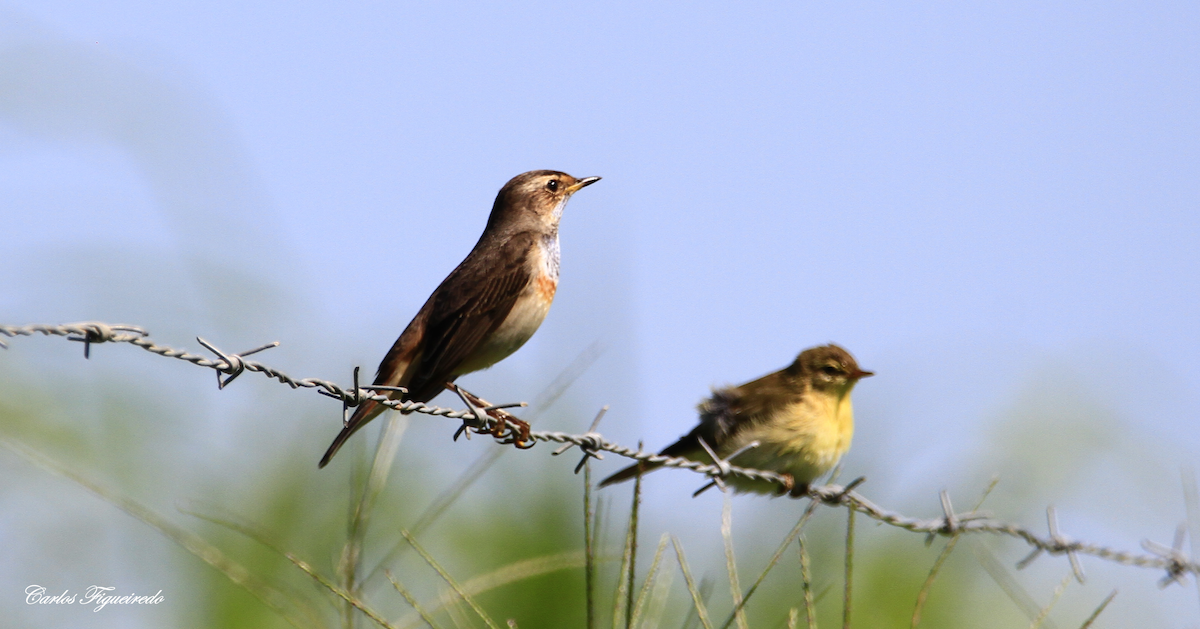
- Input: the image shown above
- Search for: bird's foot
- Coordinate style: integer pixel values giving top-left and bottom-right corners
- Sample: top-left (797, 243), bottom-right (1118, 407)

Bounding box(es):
top-left (490, 410), bottom-right (534, 448)
top-left (504, 416), bottom-right (535, 449)
top-left (788, 481), bottom-right (811, 499)
top-left (774, 473), bottom-right (795, 497)
top-left (448, 384), bottom-right (535, 449)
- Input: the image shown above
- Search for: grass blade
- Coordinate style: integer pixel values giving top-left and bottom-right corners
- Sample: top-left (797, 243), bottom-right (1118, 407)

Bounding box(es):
top-left (630, 534), bottom-right (671, 628)
top-left (1077, 590), bottom-right (1117, 629)
top-left (719, 494), bottom-right (822, 629)
top-left (843, 506), bottom-right (856, 629)
top-left (910, 536), bottom-right (958, 629)
top-left (181, 504), bottom-right (336, 619)
top-left (459, 551), bottom-right (589, 598)
top-left (798, 537), bottom-right (816, 629)
top-left (396, 550), bottom-right (594, 628)
top-left (401, 529), bottom-right (501, 629)
top-left (1029, 574), bottom-right (1072, 629)
top-left (342, 414), bottom-right (409, 626)
top-left (641, 546), bottom-right (676, 629)
top-left (586, 460), bottom-right (598, 629)
top-left (721, 494), bottom-right (748, 629)
top-left (386, 570), bottom-right (441, 629)
top-left (287, 553), bottom-right (400, 629)
top-left (673, 537), bottom-right (715, 629)
top-left (628, 466), bottom-right (643, 628)
top-left (613, 460), bottom-right (643, 628)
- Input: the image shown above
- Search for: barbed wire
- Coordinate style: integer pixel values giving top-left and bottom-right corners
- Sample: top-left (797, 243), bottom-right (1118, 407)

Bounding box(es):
top-left (2, 321), bottom-right (1197, 587)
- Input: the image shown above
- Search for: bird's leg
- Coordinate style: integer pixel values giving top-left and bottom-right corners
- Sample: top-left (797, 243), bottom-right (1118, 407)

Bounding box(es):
top-left (447, 383), bottom-right (488, 439)
top-left (487, 410), bottom-right (510, 438)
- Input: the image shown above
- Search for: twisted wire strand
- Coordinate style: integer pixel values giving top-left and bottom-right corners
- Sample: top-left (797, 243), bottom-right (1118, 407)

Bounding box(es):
top-left (0, 322), bottom-right (483, 421)
top-left (2, 321), bottom-right (1197, 583)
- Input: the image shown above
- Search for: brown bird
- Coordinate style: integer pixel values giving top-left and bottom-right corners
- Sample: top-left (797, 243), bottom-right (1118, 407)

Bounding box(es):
top-left (599, 344), bottom-right (872, 496)
top-left (319, 170), bottom-right (600, 468)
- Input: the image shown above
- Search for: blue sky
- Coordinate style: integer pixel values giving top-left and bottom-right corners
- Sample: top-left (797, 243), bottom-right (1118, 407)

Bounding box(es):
top-left (2, 1), bottom-right (1198, 625)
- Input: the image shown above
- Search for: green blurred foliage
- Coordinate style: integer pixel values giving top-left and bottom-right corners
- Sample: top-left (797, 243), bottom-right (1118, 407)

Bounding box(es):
top-left (0, 329), bottom-right (1186, 629)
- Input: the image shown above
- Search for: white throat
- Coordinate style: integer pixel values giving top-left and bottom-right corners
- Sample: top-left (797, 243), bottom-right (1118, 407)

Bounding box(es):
top-left (541, 233), bottom-right (561, 281)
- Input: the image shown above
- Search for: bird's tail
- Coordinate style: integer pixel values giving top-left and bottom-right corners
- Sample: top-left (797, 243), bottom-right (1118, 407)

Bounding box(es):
top-left (318, 398), bottom-right (386, 468)
top-left (597, 460), bottom-right (665, 488)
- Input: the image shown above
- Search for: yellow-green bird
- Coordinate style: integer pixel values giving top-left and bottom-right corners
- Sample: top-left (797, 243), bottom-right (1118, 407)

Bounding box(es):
top-left (599, 344), bottom-right (872, 496)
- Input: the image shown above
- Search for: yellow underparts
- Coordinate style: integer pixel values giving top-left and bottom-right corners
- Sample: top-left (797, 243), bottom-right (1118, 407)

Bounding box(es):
top-left (726, 389), bottom-right (855, 494)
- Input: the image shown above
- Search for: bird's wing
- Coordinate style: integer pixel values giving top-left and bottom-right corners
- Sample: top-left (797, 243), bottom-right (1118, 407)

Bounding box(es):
top-left (598, 373), bottom-right (797, 486)
top-left (401, 231), bottom-right (536, 402)
top-left (597, 390), bottom-right (742, 487)
top-left (701, 370), bottom-right (798, 440)
top-left (319, 232), bottom-right (536, 468)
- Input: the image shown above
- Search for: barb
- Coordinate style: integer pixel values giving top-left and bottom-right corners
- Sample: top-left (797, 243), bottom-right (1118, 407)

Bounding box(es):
top-left (196, 337), bottom-right (280, 389)
top-left (5, 321), bottom-right (1200, 586)
top-left (691, 438), bottom-right (763, 497)
top-left (1142, 524), bottom-right (1191, 588)
top-left (2, 322), bottom-right (502, 426)
top-left (552, 406), bottom-right (608, 474)
top-left (0, 322), bottom-right (147, 354)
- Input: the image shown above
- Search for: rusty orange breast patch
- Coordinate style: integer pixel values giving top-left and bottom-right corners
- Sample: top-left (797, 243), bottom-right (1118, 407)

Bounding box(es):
top-left (535, 274), bottom-right (558, 302)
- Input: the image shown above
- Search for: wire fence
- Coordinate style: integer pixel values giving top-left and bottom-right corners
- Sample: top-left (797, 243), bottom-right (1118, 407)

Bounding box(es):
top-left (2, 321), bottom-right (1197, 589)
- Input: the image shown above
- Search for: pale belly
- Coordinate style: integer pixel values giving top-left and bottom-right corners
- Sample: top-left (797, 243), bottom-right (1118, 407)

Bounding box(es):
top-left (724, 396), bottom-right (855, 494)
top-left (457, 282), bottom-right (554, 374)
top-left (454, 238), bottom-right (558, 376)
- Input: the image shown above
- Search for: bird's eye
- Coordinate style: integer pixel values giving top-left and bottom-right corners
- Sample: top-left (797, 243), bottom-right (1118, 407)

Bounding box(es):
top-left (820, 365), bottom-right (842, 377)
top-left (546, 179), bottom-right (559, 192)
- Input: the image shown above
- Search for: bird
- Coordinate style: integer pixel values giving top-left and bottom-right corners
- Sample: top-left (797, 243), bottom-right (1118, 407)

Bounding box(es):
top-left (319, 170), bottom-right (601, 468)
top-left (599, 344), bottom-right (872, 496)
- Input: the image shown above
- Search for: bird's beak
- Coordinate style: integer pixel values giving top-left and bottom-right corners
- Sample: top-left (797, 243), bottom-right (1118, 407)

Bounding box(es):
top-left (852, 369), bottom-right (874, 379)
top-left (566, 176), bottom-right (601, 194)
